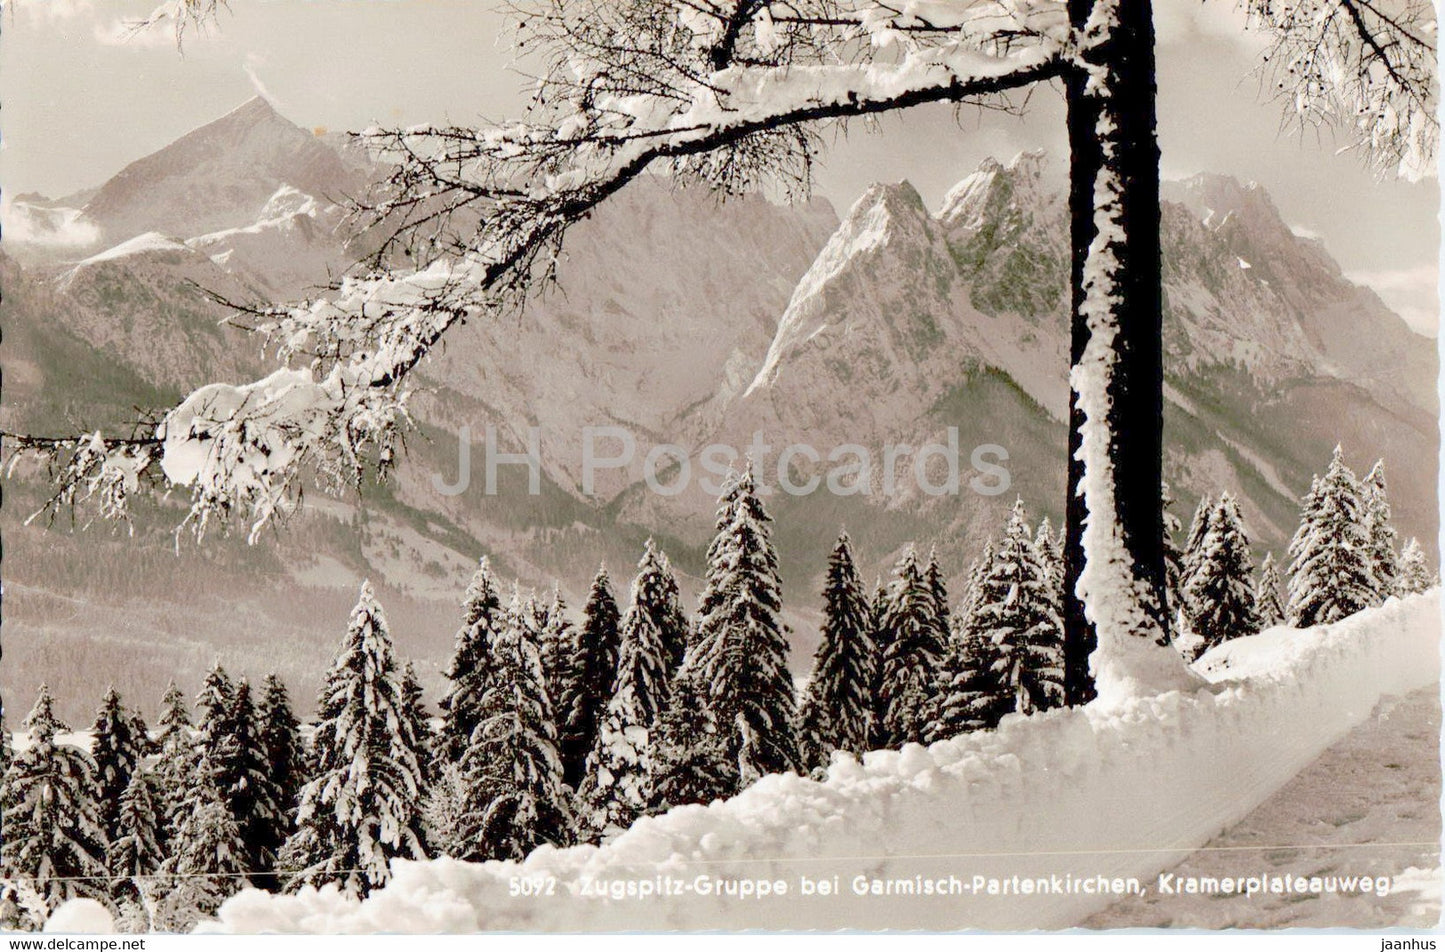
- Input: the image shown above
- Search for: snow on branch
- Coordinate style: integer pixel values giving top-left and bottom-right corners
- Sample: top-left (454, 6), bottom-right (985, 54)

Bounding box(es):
top-left (123, 0), bottom-right (232, 50)
top-left (1245, 0), bottom-right (1438, 179)
top-left (7, 0), bottom-right (1068, 539)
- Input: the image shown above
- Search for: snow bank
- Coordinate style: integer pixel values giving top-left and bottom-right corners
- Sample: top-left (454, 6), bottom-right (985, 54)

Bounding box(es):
top-left (44, 899), bottom-right (115, 934)
top-left (209, 592), bottom-right (1440, 932)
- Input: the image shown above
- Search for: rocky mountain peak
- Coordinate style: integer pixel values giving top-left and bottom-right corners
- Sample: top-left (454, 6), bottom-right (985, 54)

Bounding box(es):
top-left (76, 97), bottom-right (361, 246)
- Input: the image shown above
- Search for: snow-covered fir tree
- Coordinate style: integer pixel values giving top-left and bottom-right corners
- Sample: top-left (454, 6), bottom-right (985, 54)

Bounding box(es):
top-left (1183, 494), bottom-right (1259, 656)
top-left (1181, 495), bottom-right (1213, 597)
top-left (578, 543), bottom-right (684, 832)
top-left (537, 584), bottom-right (577, 712)
top-left (689, 469), bottom-right (799, 789)
top-left (877, 547), bottom-right (950, 745)
top-left (930, 623), bottom-right (1011, 740)
top-left (195, 663), bottom-right (235, 763)
top-left (925, 549), bottom-right (952, 645)
top-left (1033, 518), bottom-right (1066, 617)
top-left (398, 662), bottom-right (435, 786)
top-left (577, 545), bottom-right (680, 837)
top-left (440, 558), bottom-right (506, 765)
top-left (3, 685), bottom-right (108, 910)
top-left (153, 682), bottom-right (196, 841)
top-left (1362, 459), bottom-right (1399, 602)
top-left (454, 591), bottom-right (573, 860)
top-left (109, 768), bottom-right (164, 885)
top-left (647, 673), bottom-right (733, 812)
top-left (158, 755), bottom-right (247, 932)
top-left (559, 566), bottom-right (622, 789)
top-left (611, 543), bottom-right (679, 727)
top-left (1287, 447), bottom-right (1378, 627)
top-left (1396, 538), bottom-right (1437, 595)
top-left (865, 576), bottom-right (893, 750)
top-left (797, 532), bottom-right (875, 771)
top-left (281, 582), bottom-right (428, 897)
top-left (419, 762), bottom-right (470, 859)
top-left (257, 674), bottom-right (305, 841)
top-left (641, 543), bottom-right (691, 673)
top-left (974, 502), bottom-right (1066, 715)
top-left (216, 679), bottom-right (286, 883)
top-left (91, 687), bottom-right (146, 850)
top-left (1254, 552), bottom-right (1287, 629)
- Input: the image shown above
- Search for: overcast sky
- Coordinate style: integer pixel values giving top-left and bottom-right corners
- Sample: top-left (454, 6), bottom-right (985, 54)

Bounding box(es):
top-left (2, 0), bottom-right (1438, 331)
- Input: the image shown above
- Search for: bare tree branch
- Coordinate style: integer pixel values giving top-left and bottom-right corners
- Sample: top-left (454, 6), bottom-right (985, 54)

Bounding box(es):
top-left (1244, 0), bottom-right (1437, 178)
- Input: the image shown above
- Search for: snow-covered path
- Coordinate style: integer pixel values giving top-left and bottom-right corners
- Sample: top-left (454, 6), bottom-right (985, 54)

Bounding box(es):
top-left (1084, 685), bottom-right (1441, 929)
top-left (206, 593), bottom-right (1441, 932)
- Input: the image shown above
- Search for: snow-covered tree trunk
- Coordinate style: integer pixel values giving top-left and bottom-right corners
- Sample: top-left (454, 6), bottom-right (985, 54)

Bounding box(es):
top-left (1062, 0), bottom-right (1201, 705)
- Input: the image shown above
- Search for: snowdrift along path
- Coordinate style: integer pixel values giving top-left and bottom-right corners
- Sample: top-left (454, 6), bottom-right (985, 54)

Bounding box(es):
top-left (1085, 685), bottom-right (1440, 928)
top-left (210, 592), bottom-right (1441, 932)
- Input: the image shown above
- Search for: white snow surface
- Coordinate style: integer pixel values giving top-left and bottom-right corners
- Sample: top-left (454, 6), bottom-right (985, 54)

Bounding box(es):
top-left (44, 899), bottom-right (115, 934)
top-left (197, 591), bottom-right (1440, 932)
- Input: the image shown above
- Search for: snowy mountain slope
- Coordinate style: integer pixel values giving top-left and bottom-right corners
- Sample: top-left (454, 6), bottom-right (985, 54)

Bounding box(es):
top-left (401, 175), bottom-right (839, 504)
top-left (201, 592), bottom-right (1441, 932)
top-left (77, 97), bottom-right (363, 248)
top-left (50, 233), bottom-right (274, 390)
top-left (718, 151), bottom-right (1436, 564)
top-left (188, 186), bottom-right (352, 298)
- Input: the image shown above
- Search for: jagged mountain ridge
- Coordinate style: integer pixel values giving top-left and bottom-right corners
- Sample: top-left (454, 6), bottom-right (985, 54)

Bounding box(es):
top-left (2, 101), bottom-right (1435, 714)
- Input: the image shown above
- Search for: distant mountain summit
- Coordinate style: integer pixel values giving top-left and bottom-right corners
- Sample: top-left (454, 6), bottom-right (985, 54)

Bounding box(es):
top-left (77, 96), bottom-right (362, 246)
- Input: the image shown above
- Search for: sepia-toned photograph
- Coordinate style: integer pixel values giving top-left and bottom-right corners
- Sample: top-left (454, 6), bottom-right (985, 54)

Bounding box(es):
top-left (0, 0), bottom-right (1439, 937)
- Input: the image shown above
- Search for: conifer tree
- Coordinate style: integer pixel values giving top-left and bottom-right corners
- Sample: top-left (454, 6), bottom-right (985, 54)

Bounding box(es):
top-left (1362, 459), bottom-right (1399, 602)
top-left (195, 663), bottom-right (235, 763)
top-left (924, 550), bottom-right (952, 645)
top-left (647, 673), bottom-right (733, 812)
top-left (577, 547), bottom-right (678, 837)
top-left (559, 566), bottom-right (622, 789)
top-left (1184, 494), bottom-right (1260, 655)
top-left (646, 543), bottom-right (691, 674)
top-left (4, 686), bottom-right (108, 909)
top-left (109, 768), bottom-right (164, 883)
top-left (440, 557), bottom-right (505, 764)
top-left (257, 674), bottom-right (305, 837)
top-left (455, 592), bottom-right (572, 860)
top-left (1182, 495), bottom-right (1214, 597)
top-left (153, 682), bottom-right (196, 841)
top-left (689, 469), bottom-right (799, 788)
top-left (930, 624), bottom-right (1012, 740)
top-left (159, 755), bottom-right (247, 931)
top-left (1396, 538), bottom-right (1437, 596)
top-left (281, 582), bottom-right (428, 897)
top-left (91, 687), bottom-right (145, 849)
top-left (1033, 518), bottom-right (1066, 616)
top-left (216, 679), bottom-right (285, 883)
top-left (975, 502), bottom-right (1066, 715)
top-left (1255, 553), bottom-right (1287, 629)
top-left (399, 662), bottom-right (435, 785)
top-left (1287, 447), bottom-right (1377, 627)
top-left (537, 584), bottom-right (576, 711)
top-left (865, 576), bottom-right (892, 750)
top-left (797, 532), bottom-right (875, 770)
top-left (878, 547), bottom-right (949, 745)
top-left (420, 763), bottom-right (471, 859)
top-left (962, 539), bottom-right (1007, 628)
